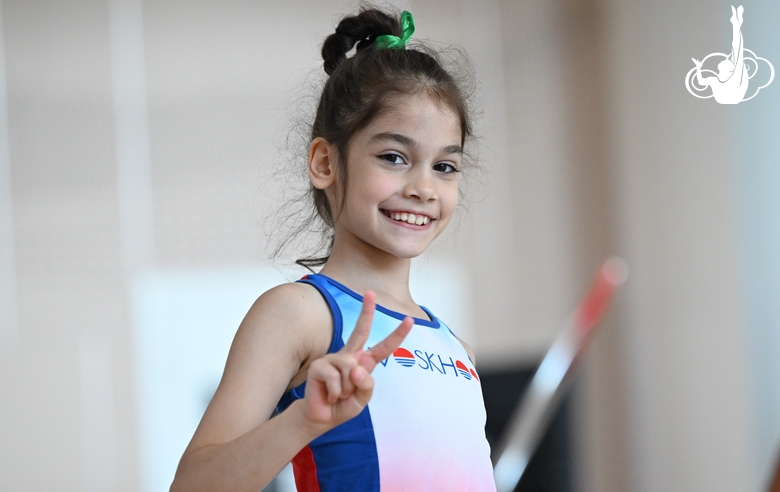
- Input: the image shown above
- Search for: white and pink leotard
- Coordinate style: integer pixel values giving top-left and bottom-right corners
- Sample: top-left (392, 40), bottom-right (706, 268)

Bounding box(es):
top-left (276, 273), bottom-right (496, 492)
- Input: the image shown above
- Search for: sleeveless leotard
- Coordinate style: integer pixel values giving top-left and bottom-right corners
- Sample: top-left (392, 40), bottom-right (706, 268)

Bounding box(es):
top-left (276, 273), bottom-right (496, 492)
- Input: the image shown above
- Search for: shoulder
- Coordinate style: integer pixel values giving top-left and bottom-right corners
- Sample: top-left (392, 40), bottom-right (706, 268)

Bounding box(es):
top-left (181, 281), bottom-right (334, 453)
top-left (455, 335), bottom-right (476, 365)
top-left (224, 280), bottom-right (334, 379)
top-left (239, 281), bottom-right (334, 384)
top-left (238, 281), bottom-right (332, 356)
top-left (245, 280), bottom-right (330, 327)
top-left (217, 280), bottom-right (334, 413)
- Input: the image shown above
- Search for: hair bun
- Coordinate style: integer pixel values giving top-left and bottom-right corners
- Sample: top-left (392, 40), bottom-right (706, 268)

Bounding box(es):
top-left (321, 8), bottom-right (400, 75)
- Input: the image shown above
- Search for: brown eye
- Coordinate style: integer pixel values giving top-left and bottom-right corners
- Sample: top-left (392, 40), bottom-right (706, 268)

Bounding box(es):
top-left (434, 162), bottom-right (459, 174)
top-left (379, 153), bottom-right (405, 165)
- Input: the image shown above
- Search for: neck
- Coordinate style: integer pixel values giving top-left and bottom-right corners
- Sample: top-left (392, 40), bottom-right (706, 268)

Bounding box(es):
top-left (318, 232), bottom-right (415, 306)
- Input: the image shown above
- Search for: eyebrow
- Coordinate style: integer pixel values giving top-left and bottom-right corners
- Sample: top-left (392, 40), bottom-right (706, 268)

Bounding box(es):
top-left (440, 144), bottom-right (464, 155)
top-left (370, 132), bottom-right (463, 155)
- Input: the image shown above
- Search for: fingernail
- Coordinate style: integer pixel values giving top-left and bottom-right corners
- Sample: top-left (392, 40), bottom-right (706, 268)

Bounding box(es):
top-left (354, 368), bottom-right (366, 381)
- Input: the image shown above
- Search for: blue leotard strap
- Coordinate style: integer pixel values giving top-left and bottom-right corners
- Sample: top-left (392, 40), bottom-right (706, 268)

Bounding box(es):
top-left (276, 275), bottom-right (345, 412)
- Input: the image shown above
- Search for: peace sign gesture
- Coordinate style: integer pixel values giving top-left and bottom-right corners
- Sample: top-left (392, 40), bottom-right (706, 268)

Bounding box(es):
top-left (301, 290), bottom-right (414, 432)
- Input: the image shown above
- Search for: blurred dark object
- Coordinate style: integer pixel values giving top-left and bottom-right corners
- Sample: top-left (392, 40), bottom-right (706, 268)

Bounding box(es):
top-left (482, 365), bottom-right (573, 492)
top-left (769, 447), bottom-right (780, 492)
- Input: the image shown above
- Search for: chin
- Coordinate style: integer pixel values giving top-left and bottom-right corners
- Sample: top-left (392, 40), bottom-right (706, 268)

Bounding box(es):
top-left (402, 250), bottom-right (427, 259)
top-left (384, 243), bottom-right (429, 259)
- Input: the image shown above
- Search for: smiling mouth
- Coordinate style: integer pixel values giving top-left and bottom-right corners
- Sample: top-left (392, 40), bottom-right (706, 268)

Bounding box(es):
top-left (380, 209), bottom-right (433, 226)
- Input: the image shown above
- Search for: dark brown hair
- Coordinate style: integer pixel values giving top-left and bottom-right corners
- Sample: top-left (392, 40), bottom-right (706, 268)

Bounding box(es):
top-left (267, 6), bottom-right (477, 272)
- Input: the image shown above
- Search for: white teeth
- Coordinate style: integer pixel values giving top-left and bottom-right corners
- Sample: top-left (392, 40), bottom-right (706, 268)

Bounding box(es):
top-left (389, 211), bottom-right (430, 225)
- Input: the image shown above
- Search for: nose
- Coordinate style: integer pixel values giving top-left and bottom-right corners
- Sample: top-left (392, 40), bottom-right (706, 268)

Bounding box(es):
top-left (403, 165), bottom-right (436, 202)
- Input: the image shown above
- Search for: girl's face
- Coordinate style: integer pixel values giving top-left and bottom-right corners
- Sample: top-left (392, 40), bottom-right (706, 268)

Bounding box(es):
top-left (333, 93), bottom-right (462, 260)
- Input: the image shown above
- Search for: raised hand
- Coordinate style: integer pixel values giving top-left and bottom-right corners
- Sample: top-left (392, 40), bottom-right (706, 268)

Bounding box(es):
top-left (301, 290), bottom-right (413, 431)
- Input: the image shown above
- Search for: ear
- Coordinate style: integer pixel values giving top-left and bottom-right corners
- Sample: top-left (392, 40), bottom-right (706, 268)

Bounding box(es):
top-left (308, 137), bottom-right (338, 190)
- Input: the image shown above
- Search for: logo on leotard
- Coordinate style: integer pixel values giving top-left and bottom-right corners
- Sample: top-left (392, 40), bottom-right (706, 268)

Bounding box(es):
top-left (685, 5), bottom-right (774, 104)
top-left (389, 347), bottom-right (479, 382)
top-left (456, 360), bottom-right (475, 380)
top-left (393, 348), bottom-right (416, 367)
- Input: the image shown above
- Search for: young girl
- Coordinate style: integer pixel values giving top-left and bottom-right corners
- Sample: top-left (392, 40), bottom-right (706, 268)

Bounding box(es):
top-left (171, 7), bottom-right (496, 491)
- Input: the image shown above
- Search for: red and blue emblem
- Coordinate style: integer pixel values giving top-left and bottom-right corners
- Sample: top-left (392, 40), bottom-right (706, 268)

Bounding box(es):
top-left (393, 348), bottom-right (416, 367)
top-left (456, 360), bottom-right (472, 380)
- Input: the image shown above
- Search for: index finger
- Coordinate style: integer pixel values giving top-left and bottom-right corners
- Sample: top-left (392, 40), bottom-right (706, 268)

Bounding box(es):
top-left (365, 316), bottom-right (414, 364)
top-left (343, 290), bottom-right (376, 353)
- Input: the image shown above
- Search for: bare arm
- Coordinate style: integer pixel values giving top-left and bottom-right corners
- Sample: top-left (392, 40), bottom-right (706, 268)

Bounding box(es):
top-left (170, 285), bottom-right (413, 492)
top-left (170, 282), bottom-right (329, 491)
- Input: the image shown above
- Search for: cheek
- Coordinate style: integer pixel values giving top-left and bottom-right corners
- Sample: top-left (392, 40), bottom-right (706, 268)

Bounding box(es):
top-left (345, 174), bottom-right (395, 212)
top-left (441, 182), bottom-right (459, 215)
top-left (357, 175), bottom-right (397, 205)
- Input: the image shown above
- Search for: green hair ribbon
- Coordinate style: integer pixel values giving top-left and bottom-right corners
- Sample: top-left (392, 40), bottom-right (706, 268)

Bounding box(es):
top-left (374, 11), bottom-right (415, 50)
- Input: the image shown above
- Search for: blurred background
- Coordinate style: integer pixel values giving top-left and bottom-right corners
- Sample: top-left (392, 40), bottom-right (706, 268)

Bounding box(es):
top-left (1, 0), bottom-right (779, 490)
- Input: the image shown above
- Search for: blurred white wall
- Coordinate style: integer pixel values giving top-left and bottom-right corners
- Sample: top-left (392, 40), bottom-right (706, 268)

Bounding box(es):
top-left (0, 0), bottom-right (778, 491)
top-left (733, 0), bottom-right (780, 485)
